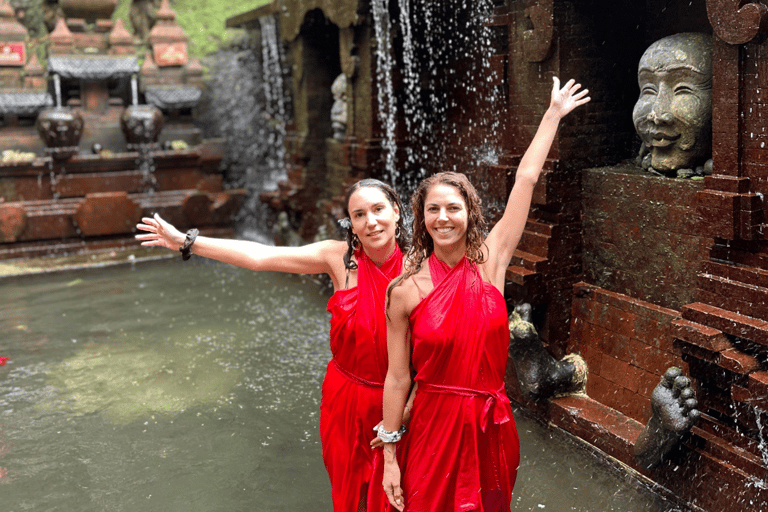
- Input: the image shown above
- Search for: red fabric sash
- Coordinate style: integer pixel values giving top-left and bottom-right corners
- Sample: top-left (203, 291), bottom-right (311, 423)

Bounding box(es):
top-left (420, 382), bottom-right (511, 432)
top-left (330, 358), bottom-right (384, 388)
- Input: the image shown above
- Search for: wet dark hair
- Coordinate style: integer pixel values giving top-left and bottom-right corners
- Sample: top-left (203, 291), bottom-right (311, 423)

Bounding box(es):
top-left (387, 172), bottom-right (487, 303)
top-left (341, 179), bottom-right (408, 270)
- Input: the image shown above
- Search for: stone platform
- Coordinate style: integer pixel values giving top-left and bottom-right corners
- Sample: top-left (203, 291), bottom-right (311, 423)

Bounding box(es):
top-left (0, 139), bottom-right (245, 261)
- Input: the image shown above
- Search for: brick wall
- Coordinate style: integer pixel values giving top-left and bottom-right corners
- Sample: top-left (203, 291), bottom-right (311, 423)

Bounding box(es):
top-left (567, 283), bottom-right (684, 423)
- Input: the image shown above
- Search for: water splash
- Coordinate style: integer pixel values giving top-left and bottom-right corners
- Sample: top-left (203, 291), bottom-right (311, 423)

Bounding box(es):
top-left (755, 405), bottom-right (768, 470)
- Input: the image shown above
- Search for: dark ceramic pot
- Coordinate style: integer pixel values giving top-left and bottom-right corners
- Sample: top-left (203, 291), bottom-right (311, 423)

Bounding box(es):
top-left (35, 107), bottom-right (84, 161)
top-left (121, 104), bottom-right (164, 150)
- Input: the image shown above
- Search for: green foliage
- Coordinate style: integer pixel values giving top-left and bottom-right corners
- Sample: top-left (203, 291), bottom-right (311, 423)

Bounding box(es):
top-left (113, 0), bottom-right (134, 33)
top-left (172, 0), bottom-right (274, 57)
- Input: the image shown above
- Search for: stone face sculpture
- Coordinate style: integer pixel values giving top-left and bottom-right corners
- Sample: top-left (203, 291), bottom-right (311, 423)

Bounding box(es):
top-left (634, 367), bottom-right (700, 470)
top-left (632, 33), bottom-right (713, 178)
top-left (330, 73), bottom-right (347, 140)
top-left (508, 304), bottom-right (587, 401)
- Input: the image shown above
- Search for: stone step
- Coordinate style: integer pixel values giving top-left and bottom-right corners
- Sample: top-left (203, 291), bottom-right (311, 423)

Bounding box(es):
top-left (682, 302), bottom-right (768, 348)
top-left (697, 270), bottom-right (768, 320)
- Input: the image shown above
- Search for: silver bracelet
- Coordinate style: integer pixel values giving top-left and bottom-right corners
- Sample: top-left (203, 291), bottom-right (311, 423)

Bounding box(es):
top-left (376, 424), bottom-right (407, 443)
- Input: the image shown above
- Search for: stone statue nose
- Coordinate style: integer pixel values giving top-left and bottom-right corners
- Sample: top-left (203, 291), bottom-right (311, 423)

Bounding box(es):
top-left (648, 110), bottom-right (674, 124)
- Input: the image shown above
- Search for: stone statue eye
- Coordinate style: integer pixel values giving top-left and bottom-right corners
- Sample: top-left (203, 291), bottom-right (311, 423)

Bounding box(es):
top-left (674, 84), bottom-right (695, 95)
top-left (640, 85), bottom-right (657, 95)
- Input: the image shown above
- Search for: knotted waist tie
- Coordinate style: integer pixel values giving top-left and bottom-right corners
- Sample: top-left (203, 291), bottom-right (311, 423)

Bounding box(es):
top-left (420, 382), bottom-right (511, 432)
top-left (331, 358), bottom-right (384, 388)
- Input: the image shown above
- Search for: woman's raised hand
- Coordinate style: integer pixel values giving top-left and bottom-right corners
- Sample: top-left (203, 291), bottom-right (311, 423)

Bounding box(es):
top-left (135, 213), bottom-right (185, 251)
top-left (550, 76), bottom-right (591, 118)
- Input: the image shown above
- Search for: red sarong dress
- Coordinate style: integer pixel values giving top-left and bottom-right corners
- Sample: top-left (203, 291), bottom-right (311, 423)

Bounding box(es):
top-left (396, 254), bottom-right (520, 512)
top-left (321, 247), bottom-right (403, 511)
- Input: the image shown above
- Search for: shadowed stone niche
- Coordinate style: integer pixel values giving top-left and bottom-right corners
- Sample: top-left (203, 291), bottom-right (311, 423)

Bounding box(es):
top-left (632, 33), bottom-right (713, 179)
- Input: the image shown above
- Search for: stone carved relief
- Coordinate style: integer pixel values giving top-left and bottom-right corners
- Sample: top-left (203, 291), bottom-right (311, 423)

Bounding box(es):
top-left (707, 0), bottom-right (768, 45)
top-left (633, 33), bottom-right (713, 178)
top-left (330, 73), bottom-right (347, 140)
top-left (522, 0), bottom-right (553, 63)
top-left (633, 367), bottom-right (700, 470)
top-left (130, 0), bottom-right (162, 43)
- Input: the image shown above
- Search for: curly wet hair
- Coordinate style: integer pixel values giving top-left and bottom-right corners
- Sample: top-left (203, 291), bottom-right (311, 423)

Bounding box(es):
top-left (341, 179), bottom-right (409, 270)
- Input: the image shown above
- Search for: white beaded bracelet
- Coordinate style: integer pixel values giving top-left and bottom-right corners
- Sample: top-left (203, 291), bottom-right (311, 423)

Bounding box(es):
top-left (376, 424), bottom-right (407, 443)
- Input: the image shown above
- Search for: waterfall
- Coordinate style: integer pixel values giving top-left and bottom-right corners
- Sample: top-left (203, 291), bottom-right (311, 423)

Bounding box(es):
top-left (388, 0), bottom-right (502, 205)
top-left (260, 14), bottom-right (288, 192)
top-left (371, 0), bottom-right (398, 188)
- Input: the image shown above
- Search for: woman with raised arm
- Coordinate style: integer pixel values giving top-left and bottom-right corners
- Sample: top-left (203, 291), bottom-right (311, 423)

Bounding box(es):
top-left (378, 77), bottom-right (590, 512)
top-left (136, 179), bottom-right (407, 512)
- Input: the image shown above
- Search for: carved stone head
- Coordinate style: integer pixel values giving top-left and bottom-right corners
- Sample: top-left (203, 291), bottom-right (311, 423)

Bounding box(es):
top-left (330, 73), bottom-right (347, 140)
top-left (632, 33), bottom-right (712, 174)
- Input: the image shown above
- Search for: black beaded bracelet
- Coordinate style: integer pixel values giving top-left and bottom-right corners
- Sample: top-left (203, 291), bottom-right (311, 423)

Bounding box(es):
top-left (179, 228), bottom-right (199, 261)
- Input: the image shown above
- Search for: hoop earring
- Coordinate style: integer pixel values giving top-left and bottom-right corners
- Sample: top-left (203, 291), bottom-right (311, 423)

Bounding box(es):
top-left (395, 225), bottom-right (401, 239)
top-left (351, 234), bottom-right (360, 251)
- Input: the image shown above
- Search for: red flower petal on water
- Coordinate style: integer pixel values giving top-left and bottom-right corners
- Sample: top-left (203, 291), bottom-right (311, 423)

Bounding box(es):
top-left (0, 357), bottom-right (9, 366)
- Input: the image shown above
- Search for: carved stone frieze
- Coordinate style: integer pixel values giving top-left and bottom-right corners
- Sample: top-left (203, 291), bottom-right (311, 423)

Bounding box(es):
top-left (707, 0), bottom-right (768, 45)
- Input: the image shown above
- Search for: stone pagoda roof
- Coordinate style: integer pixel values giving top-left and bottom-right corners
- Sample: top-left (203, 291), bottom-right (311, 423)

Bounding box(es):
top-left (0, 91), bottom-right (54, 115)
top-left (144, 86), bottom-right (202, 110)
top-left (47, 55), bottom-right (140, 80)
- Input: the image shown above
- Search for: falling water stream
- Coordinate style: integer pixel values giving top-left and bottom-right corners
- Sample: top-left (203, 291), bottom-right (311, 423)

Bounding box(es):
top-left (0, 260), bottom-right (691, 511)
top-left (371, 0), bottom-right (506, 208)
top-left (371, 0), bottom-right (398, 188)
top-left (53, 74), bottom-right (62, 108)
top-left (259, 14), bottom-right (289, 194)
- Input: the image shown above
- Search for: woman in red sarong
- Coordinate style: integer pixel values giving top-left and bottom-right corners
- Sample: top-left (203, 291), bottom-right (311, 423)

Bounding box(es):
top-left (136, 178), bottom-right (407, 512)
top-left (379, 77), bottom-right (590, 511)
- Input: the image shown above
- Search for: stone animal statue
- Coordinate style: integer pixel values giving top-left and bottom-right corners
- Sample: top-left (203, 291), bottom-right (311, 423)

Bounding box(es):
top-left (508, 303), bottom-right (587, 401)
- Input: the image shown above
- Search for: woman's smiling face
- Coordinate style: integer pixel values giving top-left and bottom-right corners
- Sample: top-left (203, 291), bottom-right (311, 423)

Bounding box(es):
top-left (347, 186), bottom-right (400, 252)
top-left (424, 183), bottom-right (468, 250)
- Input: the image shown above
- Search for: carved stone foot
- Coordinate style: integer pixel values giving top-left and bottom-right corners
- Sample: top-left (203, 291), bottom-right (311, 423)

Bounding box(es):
top-left (634, 367), bottom-right (700, 470)
top-left (508, 303), bottom-right (587, 401)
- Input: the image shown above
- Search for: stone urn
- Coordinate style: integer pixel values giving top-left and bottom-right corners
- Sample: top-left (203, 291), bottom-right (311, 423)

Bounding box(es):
top-left (120, 104), bottom-right (164, 150)
top-left (35, 107), bottom-right (84, 161)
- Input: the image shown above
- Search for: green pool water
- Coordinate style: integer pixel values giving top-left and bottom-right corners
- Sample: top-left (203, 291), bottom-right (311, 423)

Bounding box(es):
top-left (0, 258), bottom-right (686, 511)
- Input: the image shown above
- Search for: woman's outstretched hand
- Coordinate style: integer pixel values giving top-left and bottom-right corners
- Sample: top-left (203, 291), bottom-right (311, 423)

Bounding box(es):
top-left (135, 213), bottom-right (185, 251)
top-left (550, 76), bottom-right (591, 118)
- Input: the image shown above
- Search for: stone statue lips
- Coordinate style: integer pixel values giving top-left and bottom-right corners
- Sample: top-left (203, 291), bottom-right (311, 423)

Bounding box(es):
top-left (648, 130), bottom-right (680, 148)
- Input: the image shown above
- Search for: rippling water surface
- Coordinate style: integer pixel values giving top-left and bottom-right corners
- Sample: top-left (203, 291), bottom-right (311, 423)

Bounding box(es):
top-left (0, 259), bottom-right (683, 511)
